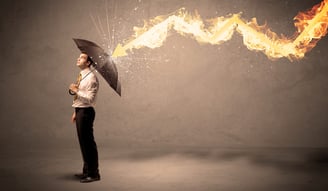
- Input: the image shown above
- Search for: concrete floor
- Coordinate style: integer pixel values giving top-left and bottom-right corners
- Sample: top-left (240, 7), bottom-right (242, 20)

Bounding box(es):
top-left (1, 147), bottom-right (328, 191)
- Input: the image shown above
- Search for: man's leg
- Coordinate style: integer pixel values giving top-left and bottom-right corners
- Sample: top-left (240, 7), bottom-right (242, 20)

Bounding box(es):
top-left (75, 108), bottom-right (88, 177)
top-left (79, 107), bottom-right (100, 182)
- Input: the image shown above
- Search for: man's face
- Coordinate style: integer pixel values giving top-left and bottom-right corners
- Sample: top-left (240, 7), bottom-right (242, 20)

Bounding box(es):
top-left (76, 53), bottom-right (90, 69)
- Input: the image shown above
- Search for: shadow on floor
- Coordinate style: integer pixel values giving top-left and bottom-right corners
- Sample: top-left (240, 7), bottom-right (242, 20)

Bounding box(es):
top-left (109, 147), bottom-right (328, 174)
top-left (56, 173), bottom-right (80, 182)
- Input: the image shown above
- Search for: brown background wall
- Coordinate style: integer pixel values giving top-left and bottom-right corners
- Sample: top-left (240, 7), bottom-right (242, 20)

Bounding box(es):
top-left (0, 0), bottom-right (327, 150)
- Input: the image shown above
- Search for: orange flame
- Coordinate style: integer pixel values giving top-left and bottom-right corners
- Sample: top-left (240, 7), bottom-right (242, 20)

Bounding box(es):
top-left (293, 0), bottom-right (328, 55)
top-left (112, 1), bottom-right (328, 61)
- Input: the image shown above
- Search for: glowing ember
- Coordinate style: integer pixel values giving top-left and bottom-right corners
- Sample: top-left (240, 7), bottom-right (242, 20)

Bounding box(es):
top-left (112, 1), bottom-right (328, 61)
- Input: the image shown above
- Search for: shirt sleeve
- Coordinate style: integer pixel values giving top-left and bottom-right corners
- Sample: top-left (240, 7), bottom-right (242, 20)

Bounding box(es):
top-left (76, 76), bottom-right (98, 105)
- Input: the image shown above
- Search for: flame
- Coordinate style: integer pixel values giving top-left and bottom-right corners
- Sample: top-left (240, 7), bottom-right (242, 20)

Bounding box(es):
top-left (293, 0), bottom-right (328, 55)
top-left (112, 1), bottom-right (328, 61)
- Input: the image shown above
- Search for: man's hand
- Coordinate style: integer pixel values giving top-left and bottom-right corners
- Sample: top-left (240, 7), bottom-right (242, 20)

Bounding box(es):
top-left (69, 83), bottom-right (78, 94)
top-left (71, 112), bottom-right (76, 123)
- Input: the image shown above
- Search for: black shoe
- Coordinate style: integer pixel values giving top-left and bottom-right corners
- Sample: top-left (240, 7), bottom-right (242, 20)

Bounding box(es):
top-left (74, 173), bottom-right (87, 179)
top-left (80, 175), bottom-right (101, 183)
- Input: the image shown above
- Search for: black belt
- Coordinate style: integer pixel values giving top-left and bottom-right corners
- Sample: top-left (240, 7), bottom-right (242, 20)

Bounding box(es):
top-left (75, 107), bottom-right (94, 112)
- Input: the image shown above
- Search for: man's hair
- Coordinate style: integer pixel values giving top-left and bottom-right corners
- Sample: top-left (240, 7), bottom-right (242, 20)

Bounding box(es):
top-left (82, 52), bottom-right (94, 67)
top-left (87, 56), bottom-right (94, 67)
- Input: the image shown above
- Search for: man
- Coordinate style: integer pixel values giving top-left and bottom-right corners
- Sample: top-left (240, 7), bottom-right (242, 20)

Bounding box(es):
top-left (69, 53), bottom-right (100, 183)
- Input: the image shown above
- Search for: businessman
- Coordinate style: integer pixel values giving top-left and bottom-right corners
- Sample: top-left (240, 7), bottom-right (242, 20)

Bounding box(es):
top-left (69, 52), bottom-right (100, 183)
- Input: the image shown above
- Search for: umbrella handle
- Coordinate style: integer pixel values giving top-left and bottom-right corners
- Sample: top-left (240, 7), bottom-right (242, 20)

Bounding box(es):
top-left (68, 89), bottom-right (76, 95)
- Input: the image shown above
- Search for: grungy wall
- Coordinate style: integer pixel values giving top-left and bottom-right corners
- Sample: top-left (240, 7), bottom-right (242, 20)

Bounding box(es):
top-left (0, 0), bottom-right (328, 149)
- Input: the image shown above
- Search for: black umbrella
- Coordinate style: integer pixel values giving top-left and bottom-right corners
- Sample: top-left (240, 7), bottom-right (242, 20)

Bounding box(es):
top-left (73, 38), bottom-right (121, 96)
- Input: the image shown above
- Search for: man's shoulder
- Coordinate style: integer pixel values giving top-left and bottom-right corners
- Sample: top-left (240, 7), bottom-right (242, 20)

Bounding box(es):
top-left (89, 71), bottom-right (99, 83)
top-left (85, 70), bottom-right (97, 79)
top-left (82, 71), bottom-right (98, 84)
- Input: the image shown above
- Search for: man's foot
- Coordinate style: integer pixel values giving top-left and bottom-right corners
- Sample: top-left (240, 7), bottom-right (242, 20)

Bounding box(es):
top-left (80, 175), bottom-right (101, 183)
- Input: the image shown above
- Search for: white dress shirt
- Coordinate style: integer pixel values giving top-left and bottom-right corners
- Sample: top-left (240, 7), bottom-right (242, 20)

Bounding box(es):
top-left (72, 67), bottom-right (99, 108)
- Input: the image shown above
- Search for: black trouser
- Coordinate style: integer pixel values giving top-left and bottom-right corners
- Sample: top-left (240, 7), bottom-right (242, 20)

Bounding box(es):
top-left (75, 107), bottom-right (99, 176)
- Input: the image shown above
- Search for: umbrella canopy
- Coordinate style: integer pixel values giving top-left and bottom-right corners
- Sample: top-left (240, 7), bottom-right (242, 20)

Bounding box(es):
top-left (73, 38), bottom-right (121, 96)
